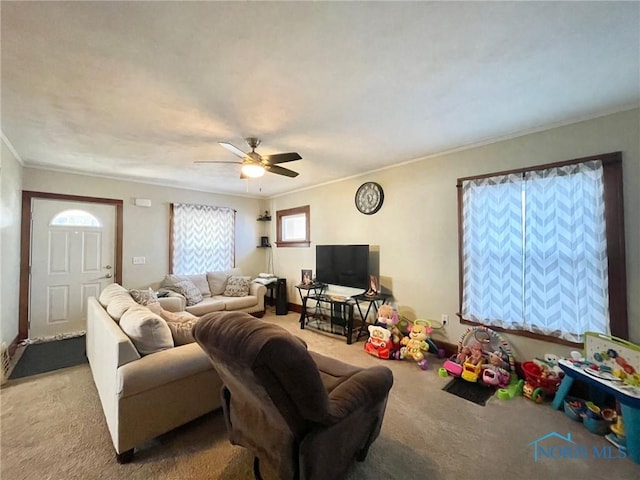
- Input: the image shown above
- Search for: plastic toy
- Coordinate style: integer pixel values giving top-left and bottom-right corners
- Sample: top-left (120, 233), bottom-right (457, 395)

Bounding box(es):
top-left (481, 350), bottom-right (510, 387)
top-left (521, 361), bottom-right (563, 403)
top-left (400, 320), bottom-right (431, 364)
top-left (496, 375), bottom-right (524, 400)
top-left (461, 357), bottom-right (484, 382)
top-left (364, 325), bottom-right (395, 360)
top-left (443, 326), bottom-right (517, 384)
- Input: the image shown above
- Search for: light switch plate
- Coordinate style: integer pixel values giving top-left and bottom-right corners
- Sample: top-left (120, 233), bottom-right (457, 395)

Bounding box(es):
top-left (132, 256), bottom-right (146, 265)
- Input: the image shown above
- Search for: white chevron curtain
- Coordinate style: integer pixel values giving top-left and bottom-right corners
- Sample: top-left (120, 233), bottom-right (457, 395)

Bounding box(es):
top-left (461, 160), bottom-right (610, 342)
top-left (171, 203), bottom-right (235, 275)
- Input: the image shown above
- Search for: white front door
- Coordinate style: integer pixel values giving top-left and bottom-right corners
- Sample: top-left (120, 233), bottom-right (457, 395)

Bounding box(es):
top-left (29, 199), bottom-right (116, 339)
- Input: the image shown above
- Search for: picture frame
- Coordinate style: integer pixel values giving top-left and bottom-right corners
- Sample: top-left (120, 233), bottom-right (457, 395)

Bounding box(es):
top-left (301, 269), bottom-right (313, 285)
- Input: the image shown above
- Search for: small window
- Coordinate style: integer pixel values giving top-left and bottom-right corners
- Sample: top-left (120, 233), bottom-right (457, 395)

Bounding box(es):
top-left (276, 205), bottom-right (310, 248)
top-left (50, 209), bottom-right (101, 227)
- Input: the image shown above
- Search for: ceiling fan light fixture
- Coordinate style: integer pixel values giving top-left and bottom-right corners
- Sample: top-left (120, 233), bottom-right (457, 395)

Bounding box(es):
top-left (241, 163), bottom-right (265, 178)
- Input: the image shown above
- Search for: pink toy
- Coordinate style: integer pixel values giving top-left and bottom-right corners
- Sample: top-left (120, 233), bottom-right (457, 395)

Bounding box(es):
top-left (376, 305), bottom-right (403, 346)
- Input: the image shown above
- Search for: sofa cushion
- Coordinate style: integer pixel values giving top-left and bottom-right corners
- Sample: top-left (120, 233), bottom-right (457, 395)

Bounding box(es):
top-left (119, 305), bottom-right (174, 355)
top-left (165, 279), bottom-right (203, 306)
top-left (160, 274), bottom-right (182, 287)
top-left (129, 288), bottom-right (158, 306)
top-left (106, 291), bottom-right (138, 321)
top-left (161, 274), bottom-right (211, 298)
top-left (223, 276), bottom-right (251, 297)
top-left (182, 274), bottom-right (211, 298)
top-left (206, 271), bottom-right (230, 295)
top-left (166, 318), bottom-right (198, 346)
top-left (98, 283), bottom-right (129, 307)
top-left (185, 297), bottom-right (225, 316)
top-left (222, 295), bottom-right (258, 310)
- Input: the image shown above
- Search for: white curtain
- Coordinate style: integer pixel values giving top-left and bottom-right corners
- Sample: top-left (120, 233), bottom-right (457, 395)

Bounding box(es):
top-left (523, 160), bottom-right (609, 341)
top-left (461, 173), bottom-right (524, 328)
top-left (172, 203), bottom-right (235, 275)
top-left (461, 160), bottom-right (610, 342)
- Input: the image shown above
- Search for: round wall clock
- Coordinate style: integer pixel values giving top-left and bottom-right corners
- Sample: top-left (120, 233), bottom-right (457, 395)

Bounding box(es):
top-left (355, 182), bottom-right (384, 215)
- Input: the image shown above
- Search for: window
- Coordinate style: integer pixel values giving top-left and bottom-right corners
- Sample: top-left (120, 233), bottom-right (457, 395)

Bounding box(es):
top-left (50, 209), bottom-right (100, 227)
top-left (170, 203), bottom-right (235, 274)
top-left (457, 153), bottom-right (627, 344)
top-left (275, 205), bottom-right (310, 247)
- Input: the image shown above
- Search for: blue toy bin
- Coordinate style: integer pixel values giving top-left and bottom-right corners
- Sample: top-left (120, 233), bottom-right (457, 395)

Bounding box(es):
top-left (584, 417), bottom-right (609, 436)
top-left (563, 396), bottom-right (586, 422)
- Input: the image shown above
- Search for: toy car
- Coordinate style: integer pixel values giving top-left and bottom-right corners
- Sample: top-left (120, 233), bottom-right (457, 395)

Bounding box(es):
top-left (461, 359), bottom-right (483, 382)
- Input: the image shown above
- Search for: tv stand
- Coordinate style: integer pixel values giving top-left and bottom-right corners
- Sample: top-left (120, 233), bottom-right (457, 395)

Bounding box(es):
top-left (296, 283), bottom-right (359, 344)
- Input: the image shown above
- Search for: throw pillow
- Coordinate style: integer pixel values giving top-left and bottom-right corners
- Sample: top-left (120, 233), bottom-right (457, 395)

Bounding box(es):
top-left (165, 318), bottom-right (198, 346)
top-left (129, 288), bottom-right (158, 306)
top-left (165, 279), bottom-right (203, 306)
top-left (160, 274), bottom-right (183, 288)
top-left (223, 276), bottom-right (251, 297)
top-left (207, 271), bottom-right (230, 296)
top-left (98, 283), bottom-right (129, 307)
top-left (119, 305), bottom-right (174, 355)
top-left (147, 302), bottom-right (197, 323)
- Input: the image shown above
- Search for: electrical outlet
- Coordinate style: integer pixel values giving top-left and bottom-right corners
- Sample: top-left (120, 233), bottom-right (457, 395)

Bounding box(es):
top-left (441, 314), bottom-right (449, 325)
top-left (132, 256), bottom-right (146, 265)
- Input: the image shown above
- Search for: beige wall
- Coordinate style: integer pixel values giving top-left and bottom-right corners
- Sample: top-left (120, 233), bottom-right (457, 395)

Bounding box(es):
top-left (1, 139), bottom-right (24, 347)
top-left (22, 170), bottom-right (268, 289)
top-left (268, 108), bottom-right (640, 360)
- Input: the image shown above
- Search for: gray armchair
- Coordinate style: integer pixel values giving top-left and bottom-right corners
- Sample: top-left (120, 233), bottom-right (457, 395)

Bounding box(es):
top-left (193, 311), bottom-right (393, 480)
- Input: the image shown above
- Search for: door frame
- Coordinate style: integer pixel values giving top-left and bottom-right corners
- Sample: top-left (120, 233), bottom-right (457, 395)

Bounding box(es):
top-left (19, 191), bottom-right (123, 341)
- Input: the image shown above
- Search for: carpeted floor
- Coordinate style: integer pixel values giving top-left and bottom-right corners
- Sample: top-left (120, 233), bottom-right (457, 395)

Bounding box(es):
top-left (1, 311), bottom-right (638, 479)
top-left (9, 336), bottom-right (87, 380)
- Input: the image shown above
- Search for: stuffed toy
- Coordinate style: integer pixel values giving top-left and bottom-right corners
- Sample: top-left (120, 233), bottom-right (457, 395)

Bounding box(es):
top-left (376, 305), bottom-right (403, 345)
top-left (456, 346), bottom-right (471, 364)
top-left (400, 322), bottom-right (430, 362)
top-left (468, 342), bottom-right (485, 364)
top-left (365, 325), bottom-right (395, 360)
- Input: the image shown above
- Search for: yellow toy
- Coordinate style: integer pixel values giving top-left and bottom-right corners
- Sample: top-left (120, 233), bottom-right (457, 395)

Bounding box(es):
top-left (400, 320), bottom-right (430, 364)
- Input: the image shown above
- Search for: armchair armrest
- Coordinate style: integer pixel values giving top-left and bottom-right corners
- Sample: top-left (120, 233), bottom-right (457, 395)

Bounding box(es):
top-left (326, 366), bottom-right (393, 422)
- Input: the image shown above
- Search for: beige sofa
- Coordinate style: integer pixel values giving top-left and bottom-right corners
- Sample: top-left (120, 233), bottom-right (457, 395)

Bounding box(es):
top-left (159, 268), bottom-right (267, 317)
top-left (86, 283), bottom-right (224, 463)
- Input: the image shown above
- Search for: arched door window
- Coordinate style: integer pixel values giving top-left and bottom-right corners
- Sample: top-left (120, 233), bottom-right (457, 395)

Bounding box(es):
top-left (50, 209), bottom-right (101, 227)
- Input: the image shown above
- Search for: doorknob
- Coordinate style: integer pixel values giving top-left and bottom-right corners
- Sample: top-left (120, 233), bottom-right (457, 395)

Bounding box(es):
top-left (104, 273), bottom-right (113, 279)
top-left (104, 265), bottom-right (112, 270)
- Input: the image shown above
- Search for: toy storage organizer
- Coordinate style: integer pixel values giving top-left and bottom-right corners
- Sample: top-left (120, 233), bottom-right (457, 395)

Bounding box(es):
top-left (552, 333), bottom-right (640, 463)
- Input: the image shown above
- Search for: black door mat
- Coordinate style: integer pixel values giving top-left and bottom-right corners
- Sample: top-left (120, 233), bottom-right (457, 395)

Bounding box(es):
top-left (9, 336), bottom-right (87, 380)
top-left (442, 377), bottom-right (495, 406)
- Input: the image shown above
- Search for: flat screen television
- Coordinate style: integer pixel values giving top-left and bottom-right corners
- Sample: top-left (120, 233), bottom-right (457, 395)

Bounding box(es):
top-left (316, 244), bottom-right (370, 290)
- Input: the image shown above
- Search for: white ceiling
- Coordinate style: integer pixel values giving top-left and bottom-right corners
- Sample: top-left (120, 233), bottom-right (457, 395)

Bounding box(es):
top-left (2, 2), bottom-right (639, 197)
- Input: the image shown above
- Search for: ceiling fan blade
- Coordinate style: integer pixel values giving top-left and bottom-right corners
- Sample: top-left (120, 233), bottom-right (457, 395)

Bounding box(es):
top-left (266, 164), bottom-right (299, 178)
top-left (194, 160), bottom-right (242, 165)
top-left (261, 152), bottom-right (302, 164)
top-left (219, 142), bottom-right (248, 159)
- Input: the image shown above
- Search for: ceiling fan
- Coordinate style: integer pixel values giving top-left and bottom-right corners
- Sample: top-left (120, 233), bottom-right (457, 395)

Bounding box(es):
top-left (195, 137), bottom-right (301, 179)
